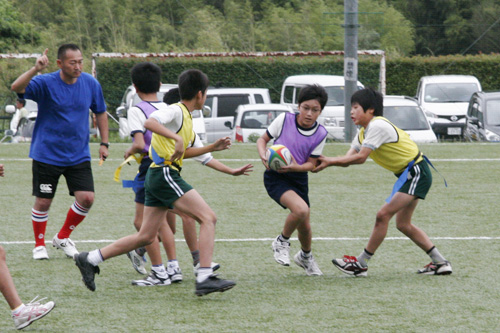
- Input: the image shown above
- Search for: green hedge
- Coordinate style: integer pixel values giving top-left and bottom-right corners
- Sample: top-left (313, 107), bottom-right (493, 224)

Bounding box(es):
top-left (95, 53), bottom-right (500, 114)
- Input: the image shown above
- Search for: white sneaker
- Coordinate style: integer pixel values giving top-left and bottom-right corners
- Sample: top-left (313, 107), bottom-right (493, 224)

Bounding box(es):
top-left (32, 246), bottom-right (49, 260)
top-left (12, 296), bottom-right (55, 330)
top-left (52, 234), bottom-right (79, 258)
top-left (417, 261), bottom-right (453, 275)
top-left (166, 263), bottom-right (183, 283)
top-left (271, 236), bottom-right (290, 266)
top-left (132, 270), bottom-right (171, 286)
top-left (193, 262), bottom-right (220, 276)
top-left (127, 250), bottom-right (147, 275)
top-left (293, 252), bottom-right (323, 276)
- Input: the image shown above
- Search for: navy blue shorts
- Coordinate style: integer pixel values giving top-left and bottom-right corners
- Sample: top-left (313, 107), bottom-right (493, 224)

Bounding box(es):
top-left (264, 170), bottom-right (309, 209)
top-left (134, 158), bottom-right (152, 204)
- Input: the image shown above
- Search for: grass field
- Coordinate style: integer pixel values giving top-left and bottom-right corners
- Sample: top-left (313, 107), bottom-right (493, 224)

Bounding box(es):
top-left (0, 142), bottom-right (499, 332)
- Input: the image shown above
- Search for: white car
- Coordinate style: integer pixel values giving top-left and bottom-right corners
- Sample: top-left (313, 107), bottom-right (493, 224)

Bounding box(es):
top-left (116, 84), bottom-right (207, 142)
top-left (416, 75), bottom-right (482, 139)
top-left (280, 74), bottom-right (364, 141)
top-left (383, 95), bottom-right (437, 143)
top-left (227, 104), bottom-right (295, 143)
top-left (203, 88), bottom-right (271, 142)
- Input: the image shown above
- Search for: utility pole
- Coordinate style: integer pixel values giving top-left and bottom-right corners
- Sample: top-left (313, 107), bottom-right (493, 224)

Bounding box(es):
top-left (343, 0), bottom-right (358, 142)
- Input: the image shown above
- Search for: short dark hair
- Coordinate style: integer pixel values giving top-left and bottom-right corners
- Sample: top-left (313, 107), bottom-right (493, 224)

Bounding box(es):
top-left (131, 62), bottom-right (162, 94)
top-left (16, 98), bottom-right (26, 107)
top-left (163, 88), bottom-right (180, 105)
top-left (178, 69), bottom-right (209, 100)
top-left (351, 87), bottom-right (383, 116)
top-left (57, 44), bottom-right (81, 60)
top-left (298, 84), bottom-right (328, 110)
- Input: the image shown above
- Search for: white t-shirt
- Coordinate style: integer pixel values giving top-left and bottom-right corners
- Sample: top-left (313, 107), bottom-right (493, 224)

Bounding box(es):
top-left (149, 104), bottom-right (213, 165)
top-left (351, 118), bottom-right (398, 151)
top-left (128, 101), bottom-right (167, 136)
top-left (267, 113), bottom-right (326, 156)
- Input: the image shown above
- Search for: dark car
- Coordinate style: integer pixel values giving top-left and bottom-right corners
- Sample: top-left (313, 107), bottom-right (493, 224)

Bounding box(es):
top-left (464, 91), bottom-right (500, 142)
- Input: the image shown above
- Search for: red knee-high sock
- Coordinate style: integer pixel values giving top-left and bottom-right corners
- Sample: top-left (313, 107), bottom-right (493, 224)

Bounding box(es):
top-left (57, 201), bottom-right (89, 239)
top-left (32, 209), bottom-right (48, 247)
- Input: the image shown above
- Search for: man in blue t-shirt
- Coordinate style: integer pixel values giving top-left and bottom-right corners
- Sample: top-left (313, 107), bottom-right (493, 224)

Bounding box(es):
top-left (11, 44), bottom-right (109, 260)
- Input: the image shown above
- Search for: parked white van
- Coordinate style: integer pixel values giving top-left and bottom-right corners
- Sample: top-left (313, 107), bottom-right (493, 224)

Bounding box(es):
top-left (416, 75), bottom-right (482, 139)
top-left (203, 88), bottom-right (271, 142)
top-left (115, 84), bottom-right (207, 142)
top-left (280, 75), bottom-right (364, 141)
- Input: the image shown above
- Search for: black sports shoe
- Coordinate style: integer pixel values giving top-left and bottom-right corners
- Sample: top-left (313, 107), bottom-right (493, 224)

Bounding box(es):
top-left (74, 252), bottom-right (100, 291)
top-left (195, 275), bottom-right (236, 296)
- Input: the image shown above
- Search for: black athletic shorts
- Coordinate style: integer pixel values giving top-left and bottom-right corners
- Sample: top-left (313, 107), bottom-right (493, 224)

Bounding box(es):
top-left (264, 169), bottom-right (309, 209)
top-left (32, 160), bottom-right (94, 199)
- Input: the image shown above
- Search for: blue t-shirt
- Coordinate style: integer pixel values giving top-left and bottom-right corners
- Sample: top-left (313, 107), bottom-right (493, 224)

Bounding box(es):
top-left (24, 70), bottom-right (107, 166)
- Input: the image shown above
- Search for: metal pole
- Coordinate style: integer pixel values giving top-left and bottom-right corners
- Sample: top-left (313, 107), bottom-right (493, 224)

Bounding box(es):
top-left (343, 0), bottom-right (358, 142)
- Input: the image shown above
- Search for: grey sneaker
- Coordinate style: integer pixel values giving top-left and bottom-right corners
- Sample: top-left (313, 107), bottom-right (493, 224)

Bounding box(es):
top-left (195, 275), bottom-right (236, 296)
top-left (132, 270), bottom-right (171, 286)
top-left (293, 252), bottom-right (323, 276)
top-left (52, 234), bottom-right (79, 258)
top-left (12, 296), bottom-right (55, 330)
top-left (332, 255), bottom-right (368, 277)
top-left (127, 250), bottom-right (147, 275)
top-left (417, 261), bottom-right (452, 275)
top-left (271, 236), bottom-right (290, 266)
top-left (74, 252), bottom-right (100, 291)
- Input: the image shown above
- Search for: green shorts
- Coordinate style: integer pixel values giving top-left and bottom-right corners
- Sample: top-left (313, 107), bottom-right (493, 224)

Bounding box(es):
top-left (144, 166), bottom-right (193, 208)
top-left (398, 159), bottom-right (432, 199)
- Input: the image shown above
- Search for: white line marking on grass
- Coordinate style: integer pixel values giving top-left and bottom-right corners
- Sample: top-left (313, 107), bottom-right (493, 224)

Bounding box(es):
top-left (2, 236), bottom-right (499, 245)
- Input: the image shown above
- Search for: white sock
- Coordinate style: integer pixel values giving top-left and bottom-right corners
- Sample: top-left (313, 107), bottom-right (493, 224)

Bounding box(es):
top-left (196, 267), bottom-right (213, 283)
top-left (167, 259), bottom-right (179, 268)
top-left (301, 250), bottom-right (312, 259)
top-left (87, 250), bottom-right (104, 266)
top-left (152, 264), bottom-right (168, 278)
top-left (12, 304), bottom-right (25, 315)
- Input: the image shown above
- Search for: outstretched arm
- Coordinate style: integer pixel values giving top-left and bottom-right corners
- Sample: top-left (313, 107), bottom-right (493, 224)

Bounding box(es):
top-left (184, 136), bottom-right (231, 159)
top-left (11, 49), bottom-right (49, 93)
top-left (205, 159), bottom-right (253, 176)
top-left (312, 147), bottom-right (372, 173)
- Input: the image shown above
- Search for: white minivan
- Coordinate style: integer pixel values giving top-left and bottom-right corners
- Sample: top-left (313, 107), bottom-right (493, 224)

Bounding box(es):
top-left (416, 75), bottom-right (482, 139)
top-left (280, 75), bottom-right (364, 141)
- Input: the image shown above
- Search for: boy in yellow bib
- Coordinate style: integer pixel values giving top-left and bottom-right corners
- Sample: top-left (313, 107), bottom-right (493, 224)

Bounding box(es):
top-left (75, 69), bottom-right (236, 296)
top-left (313, 88), bottom-right (452, 277)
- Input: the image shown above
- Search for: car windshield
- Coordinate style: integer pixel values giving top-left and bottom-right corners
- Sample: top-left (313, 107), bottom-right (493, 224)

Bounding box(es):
top-left (241, 110), bottom-right (287, 128)
top-left (424, 83), bottom-right (479, 103)
top-left (384, 105), bottom-right (430, 130)
top-left (486, 99), bottom-right (500, 126)
top-left (325, 87), bottom-right (346, 106)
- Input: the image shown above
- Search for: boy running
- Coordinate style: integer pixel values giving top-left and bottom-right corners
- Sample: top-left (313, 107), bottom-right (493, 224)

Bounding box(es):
top-left (75, 68), bottom-right (236, 296)
top-left (313, 87), bottom-right (452, 276)
top-left (257, 84), bottom-right (328, 276)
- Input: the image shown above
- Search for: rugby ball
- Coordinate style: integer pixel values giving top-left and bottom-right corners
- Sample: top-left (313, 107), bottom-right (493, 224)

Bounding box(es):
top-left (266, 144), bottom-right (292, 171)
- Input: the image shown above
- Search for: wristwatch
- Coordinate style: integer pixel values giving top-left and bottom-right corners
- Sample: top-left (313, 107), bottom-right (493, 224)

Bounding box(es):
top-left (100, 142), bottom-right (110, 148)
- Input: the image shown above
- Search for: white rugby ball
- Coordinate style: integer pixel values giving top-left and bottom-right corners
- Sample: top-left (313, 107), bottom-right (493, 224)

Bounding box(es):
top-left (266, 144), bottom-right (292, 171)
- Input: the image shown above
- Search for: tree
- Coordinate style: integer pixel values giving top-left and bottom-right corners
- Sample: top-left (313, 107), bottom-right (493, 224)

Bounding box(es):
top-left (0, 0), bottom-right (40, 53)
